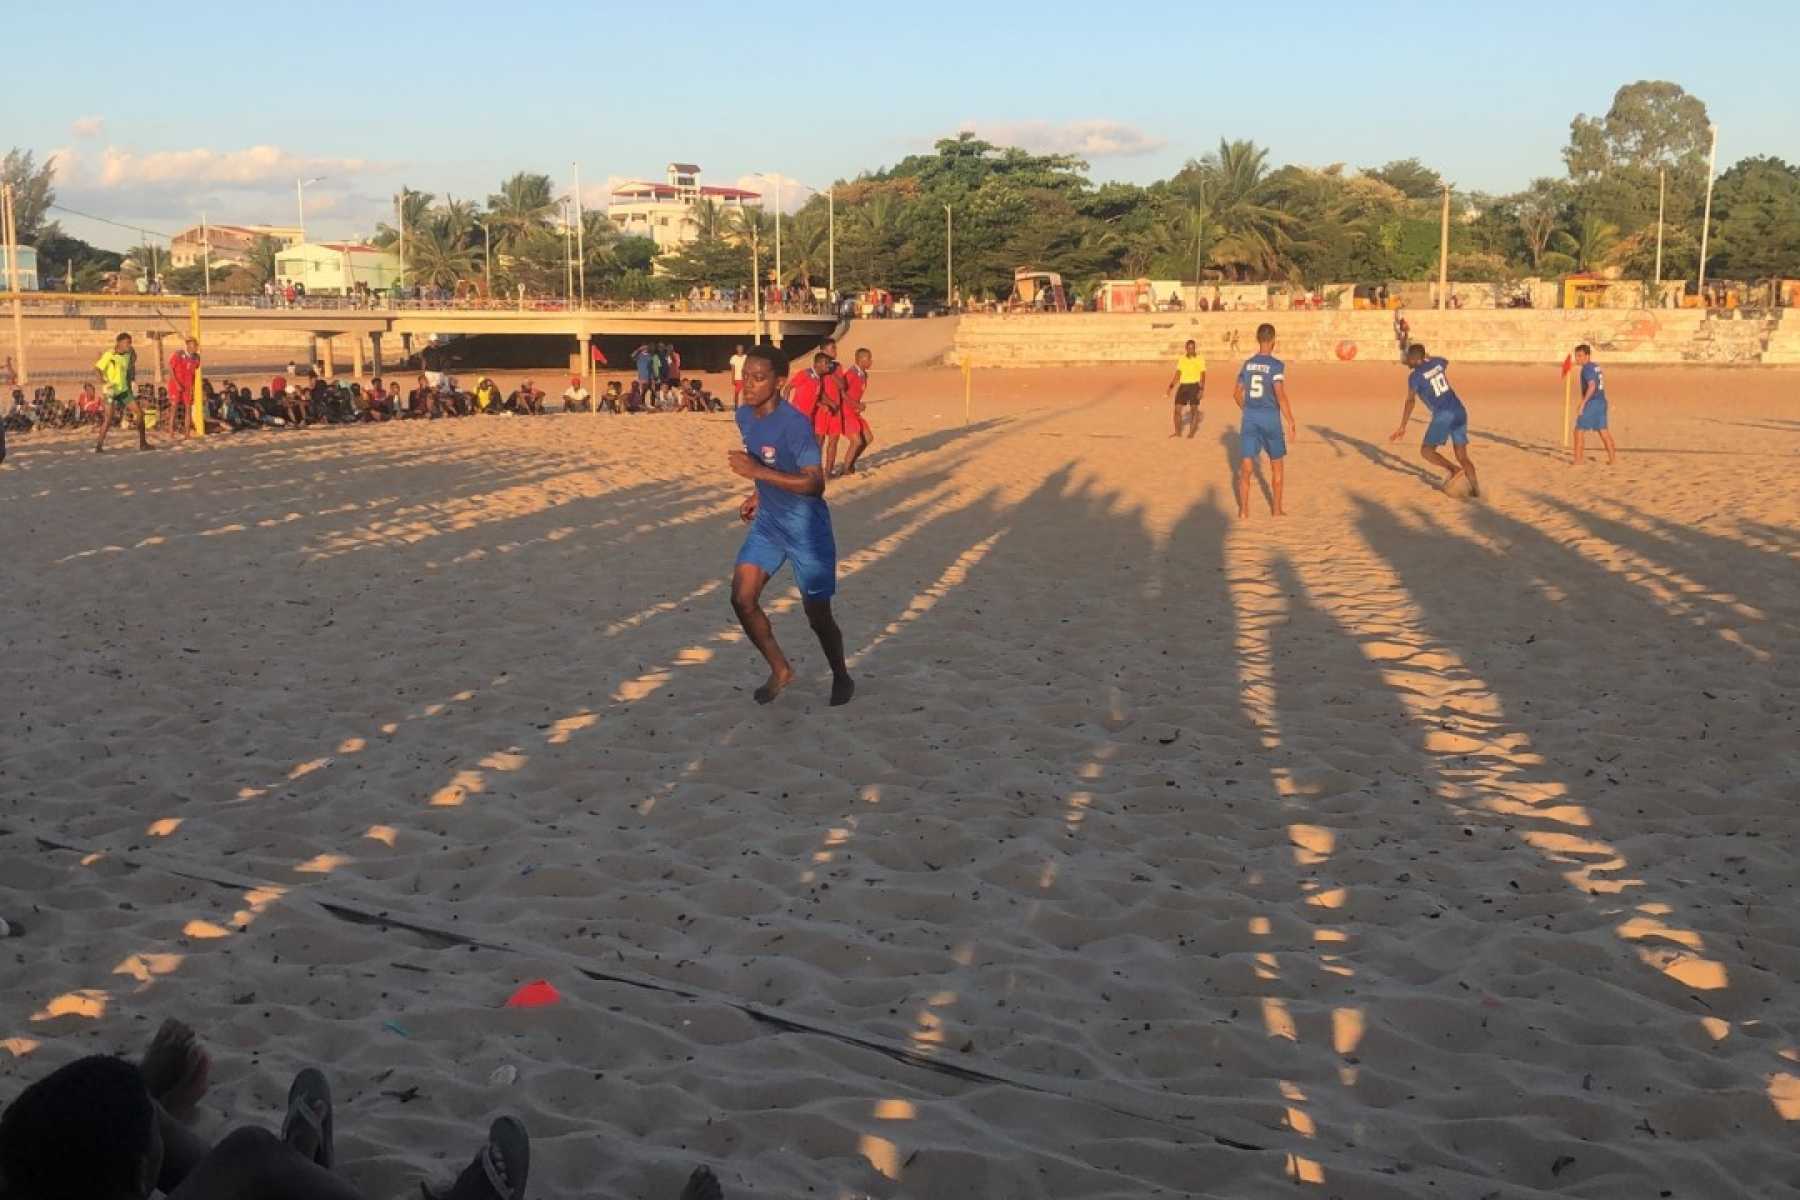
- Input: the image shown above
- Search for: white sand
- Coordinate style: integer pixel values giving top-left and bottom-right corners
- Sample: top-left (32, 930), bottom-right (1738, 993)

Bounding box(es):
top-left (1, 357), bottom-right (1796, 1198)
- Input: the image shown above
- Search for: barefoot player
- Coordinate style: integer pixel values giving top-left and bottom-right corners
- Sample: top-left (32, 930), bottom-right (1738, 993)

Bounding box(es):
top-left (1571, 344), bottom-right (1617, 466)
top-left (1232, 323), bottom-right (1297, 518)
top-left (1167, 338), bottom-right (1205, 438)
top-left (94, 333), bottom-right (149, 453)
top-left (838, 347), bottom-right (875, 475)
top-left (1391, 343), bottom-right (1479, 495)
top-left (727, 346), bottom-right (854, 706)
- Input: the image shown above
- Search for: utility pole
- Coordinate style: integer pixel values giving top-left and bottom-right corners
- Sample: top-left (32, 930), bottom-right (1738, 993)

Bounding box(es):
top-left (397, 191), bottom-right (408, 297)
top-left (562, 199), bottom-right (573, 302)
top-left (1437, 184), bottom-right (1450, 311)
top-left (751, 229), bottom-right (763, 346)
top-left (944, 204), bottom-right (954, 310)
top-left (774, 176), bottom-right (783, 295)
top-left (202, 211), bottom-right (212, 295)
top-left (827, 185), bottom-right (835, 298)
top-left (1697, 124), bottom-right (1719, 300)
top-left (573, 163), bottom-right (586, 308)
top-left (3, 184), bottom-right (27, 385)
top-left (1653, 169), bottom-right (1666, 305)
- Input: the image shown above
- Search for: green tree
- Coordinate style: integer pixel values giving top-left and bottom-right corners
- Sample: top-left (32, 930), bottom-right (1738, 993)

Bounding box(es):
top-left (408, 225), bottom-right (476, 288)
top-left (1170, 139), bottom-right (1298, 280)
top-left (1564, 81), bottom-right (1712, 232)
top-left (485, 172), bottom-right (555, 251)
top-left (373, 188), bottom-right (436, 256)
top-left (1512, 178), bottom-right (1570, 272)
top-left (1363, 158), bottom-right (1443, 201)
top-left (2, 148), bottom-right (59, 242)
top-left (1709, 156), bottom-right (1800, 278)
top-left (1552, 212), bottom-right (1622, 271)
top-left (687, 198), bottom-right (730, 242)
top-left (247, 235), bottom-right (283, 285)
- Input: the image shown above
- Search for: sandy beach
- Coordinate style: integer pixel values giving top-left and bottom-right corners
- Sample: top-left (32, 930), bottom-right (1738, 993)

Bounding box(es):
top-left (2, 351), bottom-right (1796, 1198)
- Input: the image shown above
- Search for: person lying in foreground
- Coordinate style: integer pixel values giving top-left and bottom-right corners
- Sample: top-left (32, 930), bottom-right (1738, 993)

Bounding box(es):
top-left (0, 1020), bottom-right (723, 1200)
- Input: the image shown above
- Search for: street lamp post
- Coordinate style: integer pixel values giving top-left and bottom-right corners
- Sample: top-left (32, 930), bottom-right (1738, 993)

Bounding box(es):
top-left (296, 176), bottom-right (325, 243)
top-left (1697, 124), bottom-right (1720, 301)
top-left (478, 221), bottom-right (493, 295)
top-left (944, 204), bottom-right (954, 311)
top-left (751, 229), bottom-right (763, 346)
top-left (572, 162), bottom-right (587, 309)
top-left (562, 199), bottom-right (573, 303)
top-left (827, 185), bottom-right (835, 298)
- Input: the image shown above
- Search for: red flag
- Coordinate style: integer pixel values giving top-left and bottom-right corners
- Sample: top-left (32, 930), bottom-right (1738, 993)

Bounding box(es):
top-left (590, 345), bottom-right (608, 366)
top-left (1559, 354), bottom-right (1573, 378)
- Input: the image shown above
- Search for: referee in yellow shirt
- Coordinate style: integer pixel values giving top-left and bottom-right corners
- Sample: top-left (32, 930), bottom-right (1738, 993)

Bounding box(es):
top-left (1166, 338), bottom-right (1206, 438)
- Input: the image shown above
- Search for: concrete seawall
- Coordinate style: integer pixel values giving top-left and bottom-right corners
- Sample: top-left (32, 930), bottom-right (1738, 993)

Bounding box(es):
top-left (954, 308), bottom-right (1800, 368)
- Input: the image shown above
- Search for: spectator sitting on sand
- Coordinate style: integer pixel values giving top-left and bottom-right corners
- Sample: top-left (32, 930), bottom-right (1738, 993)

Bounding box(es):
top-left (562, 376), bottom-right (591, 413)
top-left (0, 1019), bottom-right (531, 1200)
top-left (0, 1020), bottom-right (724, 1200)
top-left (602, 380), bottom-right (623, 414)
top-left (473, 377), bottom-right (502, 414)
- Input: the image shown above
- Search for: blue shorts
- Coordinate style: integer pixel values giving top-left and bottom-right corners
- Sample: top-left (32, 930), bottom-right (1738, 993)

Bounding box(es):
top-left (1576, 395), bottom-right (1608, 431)
top-left (1240, 409), bottom-right (1286, 460)
top-left (1423, 405), bottom-right (1469, 447)
top-left (737, 519), bottom-right (837, 600)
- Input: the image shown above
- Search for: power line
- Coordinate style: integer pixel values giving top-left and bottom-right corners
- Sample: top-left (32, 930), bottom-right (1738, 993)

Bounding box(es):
top-left (46, 202), bottom-right (177, 243)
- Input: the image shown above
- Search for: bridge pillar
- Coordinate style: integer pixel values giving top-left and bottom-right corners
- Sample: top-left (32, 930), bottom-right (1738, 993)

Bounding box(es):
top-left (351, 334), bottom-right (366, 382)
top-left (152, 333), bottom-right (165, 387)
top-left (370, 333), bottom-right (385, 375)
top-left (320, 336), bottom-right (336, 379)
top-left (401, 332), bottom-right (413, 361)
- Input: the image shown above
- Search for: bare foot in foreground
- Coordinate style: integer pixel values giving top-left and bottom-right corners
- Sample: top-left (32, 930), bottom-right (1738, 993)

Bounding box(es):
top-left (754, 667), bottom-right (795, 705)
top-left (142, 1018), bottom-right (211, 1121)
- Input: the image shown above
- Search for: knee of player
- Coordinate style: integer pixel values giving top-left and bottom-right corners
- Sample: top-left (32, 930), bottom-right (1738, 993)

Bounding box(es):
top-left (213, 1125), bottom-right (283, 1165)
top-left (803, 600), bottom-right (835, 631)
top-left (729, 588), bottom-right (758, 619)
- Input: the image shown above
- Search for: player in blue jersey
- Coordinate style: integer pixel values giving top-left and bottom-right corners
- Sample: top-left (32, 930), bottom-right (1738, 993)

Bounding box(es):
top-left (727, 345), bottom-right (855, 706)
top-left (1570, 343), bottom-right (1618, 466)
top-left (1391, 343), bottom-right (1479, 496)
top-left (1232, 323), bottom-right (1298, 518)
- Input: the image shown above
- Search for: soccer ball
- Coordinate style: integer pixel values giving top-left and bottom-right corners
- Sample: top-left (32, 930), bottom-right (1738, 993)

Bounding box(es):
top-left (1335, 340), bottom-right (1358, 361)
top-left (1442, 472), bottom-right (1476, 499)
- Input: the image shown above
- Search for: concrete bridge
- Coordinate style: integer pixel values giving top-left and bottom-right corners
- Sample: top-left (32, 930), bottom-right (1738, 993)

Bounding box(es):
top-left (9, 298), bottom-right (840, 378)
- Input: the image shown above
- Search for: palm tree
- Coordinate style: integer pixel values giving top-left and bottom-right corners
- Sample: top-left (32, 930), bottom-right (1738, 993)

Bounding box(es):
top-left (1554, 212), bottom-right (1621, 271)
top-left (485, 172), bottom-right (555, 252)
top-left (727, 205), bottom-right (775, 248)
top-left (783, 210), bottom-right (831, 286)
top-left (408, 225), bottom-right (477, 288)
top-left (437, 197), bottom-right (478, 249)
top-left (1176, 139), bottom-right (1298, 280)
top-left (373, 188), bottom-right (436, 254)
top-left (687, 198), bottom-right (729, 243)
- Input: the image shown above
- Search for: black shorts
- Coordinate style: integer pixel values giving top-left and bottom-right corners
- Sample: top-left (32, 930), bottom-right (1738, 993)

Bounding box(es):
top-left (1175, 383), bottom-right (1201, 405)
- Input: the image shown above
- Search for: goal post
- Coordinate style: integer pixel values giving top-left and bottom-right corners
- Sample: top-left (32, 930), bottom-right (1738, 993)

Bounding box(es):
top-left (2, 292), bottom-right (205, 437)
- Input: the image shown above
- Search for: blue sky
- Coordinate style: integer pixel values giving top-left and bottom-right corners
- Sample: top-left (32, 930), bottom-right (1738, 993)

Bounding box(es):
top-left (11, 0), bottom-right (1798, 250)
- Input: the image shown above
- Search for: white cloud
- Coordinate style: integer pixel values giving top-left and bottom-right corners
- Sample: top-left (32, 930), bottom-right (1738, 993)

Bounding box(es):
top-left (734, 173), bottom-right (814, 213)
top-left (71, 116), bottom-right (105, 138)
top-left (91, 144), bottom-right (371, 189)
top-left (952, 119), bottom-right (1165, 159)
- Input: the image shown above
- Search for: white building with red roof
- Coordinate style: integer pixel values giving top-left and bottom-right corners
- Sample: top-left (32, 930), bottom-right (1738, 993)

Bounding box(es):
top-left (608, 163), bottom-right (762, 251)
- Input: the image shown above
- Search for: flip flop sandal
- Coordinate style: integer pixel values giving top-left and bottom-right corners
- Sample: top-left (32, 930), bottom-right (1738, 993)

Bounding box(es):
top-left (281, 1067), bottom-right (334, 1169)
top-left (421, 1116), bottom-right (529, 1200)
